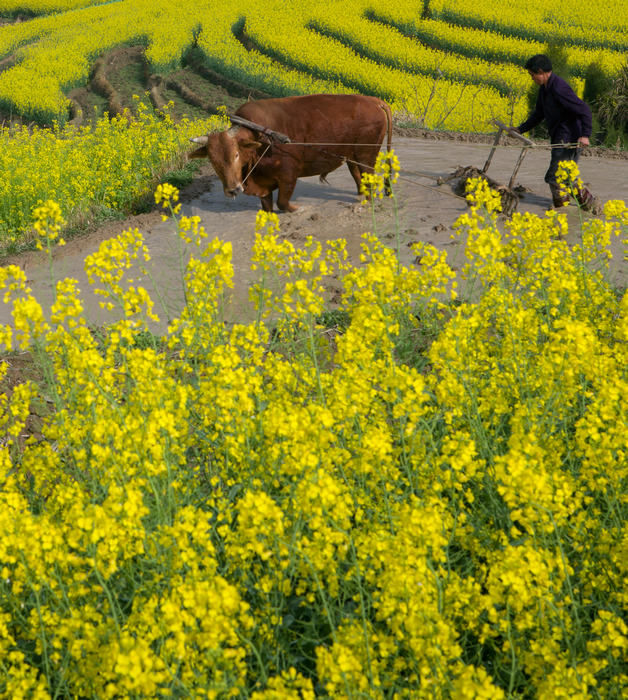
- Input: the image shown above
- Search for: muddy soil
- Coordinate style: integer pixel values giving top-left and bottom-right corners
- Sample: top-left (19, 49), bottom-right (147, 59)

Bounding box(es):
top-left (1, 136), bottom-right (627, 332)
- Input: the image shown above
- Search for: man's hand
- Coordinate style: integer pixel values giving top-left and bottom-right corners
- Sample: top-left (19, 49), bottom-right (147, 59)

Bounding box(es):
top-left (577, 136), bottom-right (590, 147)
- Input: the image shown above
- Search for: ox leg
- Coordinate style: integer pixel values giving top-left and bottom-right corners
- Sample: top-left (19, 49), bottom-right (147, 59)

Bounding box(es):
top-left (260, 193), bottom-right (274, 212)
top-left (349, 152), bottom-right (392, 197)
top-left (277, 179), bottom-right (298, 212)
top-left (347, 161), bottom-right (365, 194)
top-left (384, 174), bottom-right (392, 196)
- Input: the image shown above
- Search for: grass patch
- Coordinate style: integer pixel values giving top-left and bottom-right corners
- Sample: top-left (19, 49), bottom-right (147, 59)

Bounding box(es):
top-left (161, 160), bottom-right (203, 190)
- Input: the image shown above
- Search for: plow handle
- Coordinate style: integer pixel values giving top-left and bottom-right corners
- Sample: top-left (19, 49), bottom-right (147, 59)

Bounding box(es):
top-left (482, 119), bottom-right (534, 176)
top-left (490, 118), bottom-right (534, 146)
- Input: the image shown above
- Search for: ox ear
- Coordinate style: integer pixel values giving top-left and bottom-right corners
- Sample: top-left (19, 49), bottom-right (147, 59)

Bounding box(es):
top-left (188, 135), bottom-right (209, 159)
top-left (240, 140), bottom-right (263, 150)
top-left (188, 145), bottom-right (208, 159)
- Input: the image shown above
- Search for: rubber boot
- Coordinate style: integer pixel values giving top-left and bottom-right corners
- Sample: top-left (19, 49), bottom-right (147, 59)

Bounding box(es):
top-left (549, 184), bottom-right (570, 208)
top-left (575, 186), bottom-right (601, 214)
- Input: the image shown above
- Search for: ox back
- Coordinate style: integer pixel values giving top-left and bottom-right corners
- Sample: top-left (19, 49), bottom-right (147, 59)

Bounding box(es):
top-left (190, 94), bottom-right (392, 212)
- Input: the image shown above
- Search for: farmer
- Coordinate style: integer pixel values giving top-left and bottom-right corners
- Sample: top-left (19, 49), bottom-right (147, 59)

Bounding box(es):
top-left (515, 54), bottom-right (598, 211)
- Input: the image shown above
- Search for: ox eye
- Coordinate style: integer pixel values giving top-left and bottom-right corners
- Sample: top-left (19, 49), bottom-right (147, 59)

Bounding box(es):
top-left (234, 152), bottom-right (240, 160)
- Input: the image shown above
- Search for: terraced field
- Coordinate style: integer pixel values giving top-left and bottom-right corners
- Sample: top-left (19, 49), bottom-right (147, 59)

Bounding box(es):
top-left (0, 0), bottom-right (626, 129)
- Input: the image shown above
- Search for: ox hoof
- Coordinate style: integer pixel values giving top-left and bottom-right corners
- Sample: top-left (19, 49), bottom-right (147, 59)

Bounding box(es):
top-left (279, 204), bottom-right (300, 213)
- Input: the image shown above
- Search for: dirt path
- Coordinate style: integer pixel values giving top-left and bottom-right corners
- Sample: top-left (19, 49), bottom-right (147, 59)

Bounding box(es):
top-left (2, 137), bottom-right (627, 332)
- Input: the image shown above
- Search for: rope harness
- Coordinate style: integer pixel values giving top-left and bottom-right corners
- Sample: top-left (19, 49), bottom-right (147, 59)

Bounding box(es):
top-left (241, 143), bottom-right (272, 189)
top-left (271, 140), bottom-right (582, 150)
top-left (242, 139), bottom-right (468, 205)
top-left (227, 114), bottom-right (593, 208)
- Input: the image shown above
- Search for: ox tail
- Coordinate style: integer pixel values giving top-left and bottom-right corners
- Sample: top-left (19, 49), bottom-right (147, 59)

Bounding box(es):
top-left (380, 101), bottom-right (393, 195)
top-left (381, 100), bottom-right (393, 154)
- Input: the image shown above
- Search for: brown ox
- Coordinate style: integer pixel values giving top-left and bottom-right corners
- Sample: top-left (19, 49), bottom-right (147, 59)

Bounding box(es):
top-left (189, 94), bottom-right (393, 212)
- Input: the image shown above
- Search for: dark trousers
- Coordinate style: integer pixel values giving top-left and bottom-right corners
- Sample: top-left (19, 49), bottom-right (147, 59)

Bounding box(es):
top-left (544, 145), bottom-right (579, 186)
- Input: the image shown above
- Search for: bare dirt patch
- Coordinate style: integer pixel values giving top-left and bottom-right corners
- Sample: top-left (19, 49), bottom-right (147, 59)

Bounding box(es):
top-left (0, 350), bottom-right (52, 445)
top-left (0, 14), bottom-right (32, 26)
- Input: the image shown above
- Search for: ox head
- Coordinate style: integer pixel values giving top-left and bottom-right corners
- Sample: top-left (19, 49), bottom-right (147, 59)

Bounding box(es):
top-left (189, 128), bottom-right (262, 198)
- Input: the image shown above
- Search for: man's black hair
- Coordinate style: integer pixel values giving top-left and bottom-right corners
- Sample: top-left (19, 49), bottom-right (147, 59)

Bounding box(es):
top-left (525, 54), bottom-right (553, 74)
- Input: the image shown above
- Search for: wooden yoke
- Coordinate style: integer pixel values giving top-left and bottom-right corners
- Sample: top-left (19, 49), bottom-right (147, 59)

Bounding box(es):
top-left (228, 114), bottom-right (292, 143)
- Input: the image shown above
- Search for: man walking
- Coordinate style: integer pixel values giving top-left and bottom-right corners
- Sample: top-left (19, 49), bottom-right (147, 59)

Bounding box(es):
top-left (516, 54), bottom-right (598, 211)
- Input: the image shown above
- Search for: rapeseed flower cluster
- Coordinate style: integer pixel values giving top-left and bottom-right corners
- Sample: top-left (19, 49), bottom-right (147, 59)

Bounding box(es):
top-left (556, 159), bottom-right (585, 202)
top-left (32, 201), bottom-right (66, 251)
top-left (0, 163), bottom-right (627, 697)
top-left (360, 149), bottom-right (400, 204)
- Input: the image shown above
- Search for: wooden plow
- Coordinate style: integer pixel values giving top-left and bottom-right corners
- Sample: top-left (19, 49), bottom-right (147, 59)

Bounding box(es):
top-left (438, 119), bottom-right (534, 216)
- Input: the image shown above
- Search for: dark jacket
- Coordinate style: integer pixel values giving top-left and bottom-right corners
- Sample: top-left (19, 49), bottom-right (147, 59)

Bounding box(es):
top-left (517, 73), bottom-right (592, 144)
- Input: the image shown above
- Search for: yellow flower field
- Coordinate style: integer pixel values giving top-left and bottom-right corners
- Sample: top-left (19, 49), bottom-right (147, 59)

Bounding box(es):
top-left (430, 0), bottom-right (628, 50)
top-left (0, 0), bottom-right (100, 11)
top-left (0, 103), bottom-right (226, 251)
top-left (0, 158), bottom-right (627, 697)
top-left (0, 0), bottom-right (625, 126)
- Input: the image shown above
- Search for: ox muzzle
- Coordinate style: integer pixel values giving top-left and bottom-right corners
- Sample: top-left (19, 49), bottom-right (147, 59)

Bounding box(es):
top-left (225, 184), bottom-right (244, 198)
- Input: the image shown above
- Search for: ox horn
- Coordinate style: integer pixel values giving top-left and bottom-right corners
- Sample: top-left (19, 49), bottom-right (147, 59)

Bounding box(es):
top-left (189, 135), bottom-right (209, 145)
